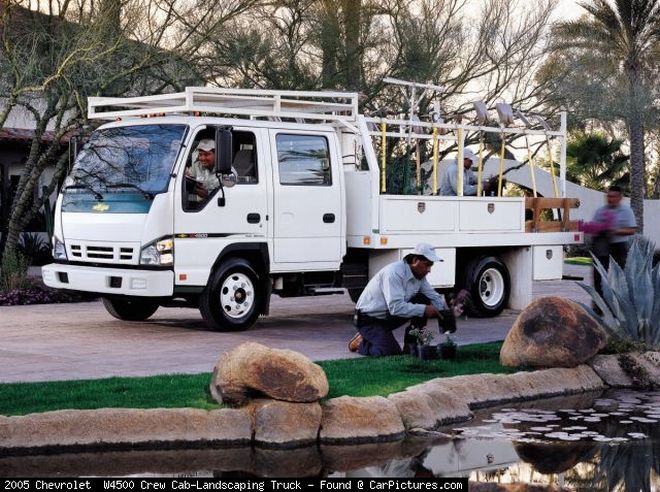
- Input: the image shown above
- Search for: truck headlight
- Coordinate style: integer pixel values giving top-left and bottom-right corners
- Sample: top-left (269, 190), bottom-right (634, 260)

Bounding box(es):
top-left (53, 236), bottom-right (67, 260)
top-left (140, 237), bottom-right (174, 266)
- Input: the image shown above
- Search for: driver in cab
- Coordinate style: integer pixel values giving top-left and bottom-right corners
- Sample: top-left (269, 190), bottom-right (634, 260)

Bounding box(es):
top-left (186, 139), bottom-right (219, 200)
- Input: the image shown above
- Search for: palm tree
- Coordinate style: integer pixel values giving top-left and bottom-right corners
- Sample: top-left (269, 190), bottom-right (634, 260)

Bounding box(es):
top-left (567, 131), bottom-right (629, 191)
top-left (552, 0), bottom-right (660, 232)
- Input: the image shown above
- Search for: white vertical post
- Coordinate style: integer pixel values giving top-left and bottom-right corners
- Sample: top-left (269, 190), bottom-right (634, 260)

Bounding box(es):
top-left (501, 247), bottom-right (533, 309)
top-left (560, 111), bottom-right (567, 198)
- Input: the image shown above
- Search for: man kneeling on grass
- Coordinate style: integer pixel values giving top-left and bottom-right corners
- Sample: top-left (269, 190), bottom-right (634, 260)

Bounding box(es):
top-left (348, 242), bottom-right (463, 356)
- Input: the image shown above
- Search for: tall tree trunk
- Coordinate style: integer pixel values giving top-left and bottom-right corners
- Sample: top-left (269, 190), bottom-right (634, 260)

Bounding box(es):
top-left (627, 117), bottom-right (645, 233)
top-left (342, 0), bottom-right (361, 91)
top-left (99, 0), bottom-right (121, 38)
top-left (626, 68), bottom-right (645, 233)
top-left (320, 0), bottom-right (340, 88)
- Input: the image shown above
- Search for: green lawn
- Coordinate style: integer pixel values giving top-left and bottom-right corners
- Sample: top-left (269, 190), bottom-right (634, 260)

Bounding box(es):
top-left (0, 342), bottom-right (512, 416)
top-left (564, 256), bottom-right (592, 265)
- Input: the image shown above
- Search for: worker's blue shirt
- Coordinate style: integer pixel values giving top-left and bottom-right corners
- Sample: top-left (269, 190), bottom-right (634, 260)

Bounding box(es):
top-left (355, 260), bottom-right (448, 319)
top-left (440, 161), bottom-right (478, 196)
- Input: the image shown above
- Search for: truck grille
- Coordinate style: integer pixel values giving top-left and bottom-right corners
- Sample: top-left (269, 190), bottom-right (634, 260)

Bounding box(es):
top-left (69, 242), bottom-right (137, 264)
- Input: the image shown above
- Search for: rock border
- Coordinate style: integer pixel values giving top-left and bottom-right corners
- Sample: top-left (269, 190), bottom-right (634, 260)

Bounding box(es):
top-left (1, 352), bottom-right (657, 452)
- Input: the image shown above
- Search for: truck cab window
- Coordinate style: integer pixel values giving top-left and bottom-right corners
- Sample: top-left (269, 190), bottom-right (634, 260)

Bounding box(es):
top-left (232, 131), bottom-right (258, 184)
top-left (276, 134), bottom-right (331, 186)
top-left (184, 130), bottom-right (258, 211)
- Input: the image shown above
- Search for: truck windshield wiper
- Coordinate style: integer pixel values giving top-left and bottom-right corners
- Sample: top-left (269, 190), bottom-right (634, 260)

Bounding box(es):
top-left (106, 183), bottom-right (154, 200)
top-left (63, 184), bottom-right (104, 200)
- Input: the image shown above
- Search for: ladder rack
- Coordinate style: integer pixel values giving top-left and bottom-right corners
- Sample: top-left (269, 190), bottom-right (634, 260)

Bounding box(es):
top-left (88, 87), bottom-right (360, 123)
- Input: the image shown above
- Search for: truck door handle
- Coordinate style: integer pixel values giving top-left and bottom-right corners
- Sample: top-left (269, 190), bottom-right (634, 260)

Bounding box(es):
top-left (323, 213), bottom-right (335, 223)
top-left (247, 213), bottom-right (261, 224)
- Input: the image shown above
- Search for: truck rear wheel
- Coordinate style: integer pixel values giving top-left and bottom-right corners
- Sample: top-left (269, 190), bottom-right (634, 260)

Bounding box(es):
top-left (200, 257), bottom-right (263, 331)
top-left (102, 297), bottom-right (159, 321)
top-left (465, 256), bottom-right (510, 317)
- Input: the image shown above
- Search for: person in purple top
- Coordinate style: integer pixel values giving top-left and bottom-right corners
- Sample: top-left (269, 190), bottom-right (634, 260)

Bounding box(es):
top-left (582, 185), bottom-right (637, 297)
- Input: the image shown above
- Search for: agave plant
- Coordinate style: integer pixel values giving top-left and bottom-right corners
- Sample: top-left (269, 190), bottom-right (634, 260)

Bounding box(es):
top-left (578, 235), bottom-right (660, 346)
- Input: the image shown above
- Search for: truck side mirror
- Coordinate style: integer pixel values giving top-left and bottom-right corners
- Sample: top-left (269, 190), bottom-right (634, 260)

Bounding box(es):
top-left (215, 127), bottom-right (233, 175)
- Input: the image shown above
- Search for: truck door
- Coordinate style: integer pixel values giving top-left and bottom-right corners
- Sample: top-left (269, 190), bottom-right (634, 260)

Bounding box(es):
top-left (173, 127), bottom-right (269, 285)
top-left (269, 130), bottom-right (342, 267)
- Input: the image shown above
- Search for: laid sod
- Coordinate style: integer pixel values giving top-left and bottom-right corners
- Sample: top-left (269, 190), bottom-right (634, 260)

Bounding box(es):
top-left (321, 341), bottom-right (515, 399)
top-left (564, 256), bottom-right (592, 266)
top-left (0, 342), bottom-right (512, 416)
top-left (0, 373), bottom-right (219, 416)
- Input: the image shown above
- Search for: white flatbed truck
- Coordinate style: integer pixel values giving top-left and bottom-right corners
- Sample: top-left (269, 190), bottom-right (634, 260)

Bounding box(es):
top-left (42, 87), bottom-right (583, 331)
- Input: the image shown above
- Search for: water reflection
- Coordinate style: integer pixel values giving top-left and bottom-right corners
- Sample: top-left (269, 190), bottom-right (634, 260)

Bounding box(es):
top-left (432, 390), bottom-right (660, 491)
top-left (1, 390), bottom-right (658, 491)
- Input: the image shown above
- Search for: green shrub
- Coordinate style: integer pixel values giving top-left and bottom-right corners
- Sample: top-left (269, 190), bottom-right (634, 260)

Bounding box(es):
top-left (18, 232), bottom-right (52, 266)
top-left (578, 236), bottom-right (660, 347)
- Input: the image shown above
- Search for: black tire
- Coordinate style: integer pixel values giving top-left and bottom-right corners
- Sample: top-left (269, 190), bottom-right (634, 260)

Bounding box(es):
top-left (200, 257), bottom-right (263, 331)
top-left (464, 256), bottom-right (510, 317)
top-left (102, 297), bottom-right (159, 321)
top-left (347, 288), bottom-right (364, 303)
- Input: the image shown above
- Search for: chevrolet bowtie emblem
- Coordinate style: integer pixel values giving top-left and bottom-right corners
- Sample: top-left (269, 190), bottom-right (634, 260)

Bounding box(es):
top-left (93, 202), bottom-right (110, 212)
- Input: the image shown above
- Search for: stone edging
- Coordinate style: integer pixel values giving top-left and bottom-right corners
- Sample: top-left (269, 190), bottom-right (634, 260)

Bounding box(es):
top-left (1, 352), bottom-right (657, 452)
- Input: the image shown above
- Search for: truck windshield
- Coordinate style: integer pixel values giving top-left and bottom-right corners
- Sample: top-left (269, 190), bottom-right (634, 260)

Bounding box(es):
top-left (67, 124), bottom-right (187, 196)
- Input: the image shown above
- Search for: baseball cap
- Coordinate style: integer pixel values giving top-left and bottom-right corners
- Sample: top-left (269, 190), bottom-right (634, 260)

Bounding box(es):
top-left (412, 243), bottom-right (443, 262)
top-left (458, 148), bottom-right (477, 165)
top-left (196, 139), bottom-right (215, 152)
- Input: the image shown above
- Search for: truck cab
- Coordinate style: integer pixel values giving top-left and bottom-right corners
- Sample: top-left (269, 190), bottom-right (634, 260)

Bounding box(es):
top-left (44, 113), bottom-right (347, 330)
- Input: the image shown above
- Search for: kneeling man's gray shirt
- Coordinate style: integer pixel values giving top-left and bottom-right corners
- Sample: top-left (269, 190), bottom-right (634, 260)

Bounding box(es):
top-left (356, 260), bottom-right (447, 319)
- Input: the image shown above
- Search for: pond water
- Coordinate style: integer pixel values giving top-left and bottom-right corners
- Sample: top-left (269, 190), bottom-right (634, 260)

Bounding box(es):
top-left (1, 390), bottom-right (658, 491)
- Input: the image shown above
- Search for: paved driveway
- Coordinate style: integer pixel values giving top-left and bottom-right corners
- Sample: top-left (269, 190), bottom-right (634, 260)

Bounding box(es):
top-left (0, 265), bottom-right (591, 383)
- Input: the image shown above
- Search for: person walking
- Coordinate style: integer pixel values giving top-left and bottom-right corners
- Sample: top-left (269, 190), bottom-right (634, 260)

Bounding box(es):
top-left (582, 185), bottom-right (637, 296)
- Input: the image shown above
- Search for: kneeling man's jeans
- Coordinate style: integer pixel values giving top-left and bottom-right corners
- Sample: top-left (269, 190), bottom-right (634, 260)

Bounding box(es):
top-left (354, 294), bottom-right (430, 356)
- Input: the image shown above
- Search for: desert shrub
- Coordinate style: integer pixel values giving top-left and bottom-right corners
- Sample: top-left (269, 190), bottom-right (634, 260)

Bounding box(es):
top-left (579, 235), bottom-right (660, 348)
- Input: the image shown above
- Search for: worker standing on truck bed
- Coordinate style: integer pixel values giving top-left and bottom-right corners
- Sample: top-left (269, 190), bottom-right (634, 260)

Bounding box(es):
top-left (348, 243), bottom-right (462, 356)
top-left (440, 148), bottom-right (492, 196)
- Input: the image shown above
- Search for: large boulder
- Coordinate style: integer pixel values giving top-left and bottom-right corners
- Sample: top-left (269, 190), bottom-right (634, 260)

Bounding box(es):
top-left (210, 342), bottom-right (329, 406)
top-left (500, 297), bottom-right (607, 368)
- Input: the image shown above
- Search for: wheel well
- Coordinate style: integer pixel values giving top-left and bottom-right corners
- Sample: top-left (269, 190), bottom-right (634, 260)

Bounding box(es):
top-left (210, 243), bottom-right (271, 314)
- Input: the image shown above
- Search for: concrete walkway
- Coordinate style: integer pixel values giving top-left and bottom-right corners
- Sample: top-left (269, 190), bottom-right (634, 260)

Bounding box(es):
top-left (0, 265), bottom-right (591, 384)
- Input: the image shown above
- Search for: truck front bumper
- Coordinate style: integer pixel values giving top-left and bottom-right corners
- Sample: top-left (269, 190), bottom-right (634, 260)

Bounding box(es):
top-left (42, 263), bottom-right (174, 297)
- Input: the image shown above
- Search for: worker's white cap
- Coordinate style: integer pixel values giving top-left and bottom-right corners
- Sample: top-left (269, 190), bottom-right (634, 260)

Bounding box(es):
top-left (197, 139), bottom-right (215, 152)
top-left (458, 148), bottom-right (477, 165)
top-left (411, 242), bottom-right (443, 262)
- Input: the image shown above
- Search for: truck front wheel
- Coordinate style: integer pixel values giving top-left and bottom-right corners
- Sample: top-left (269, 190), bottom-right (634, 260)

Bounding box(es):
top-left (200, 257), bottom-right (263, 331)
top-left (465, 256), bottom-right (510, 317)
top-left (102, 297), bottom-right (159, 321)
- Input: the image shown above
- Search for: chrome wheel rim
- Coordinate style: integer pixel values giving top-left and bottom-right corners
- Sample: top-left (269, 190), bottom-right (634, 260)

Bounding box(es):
top-left (220, 272), bottom-right (254, 319)
top-left (478, 267), bottom-right (505, 308)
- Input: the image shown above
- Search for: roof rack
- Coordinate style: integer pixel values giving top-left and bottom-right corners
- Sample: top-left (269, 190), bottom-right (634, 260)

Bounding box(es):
top-left (88, 87), bottom-right (359, 123)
